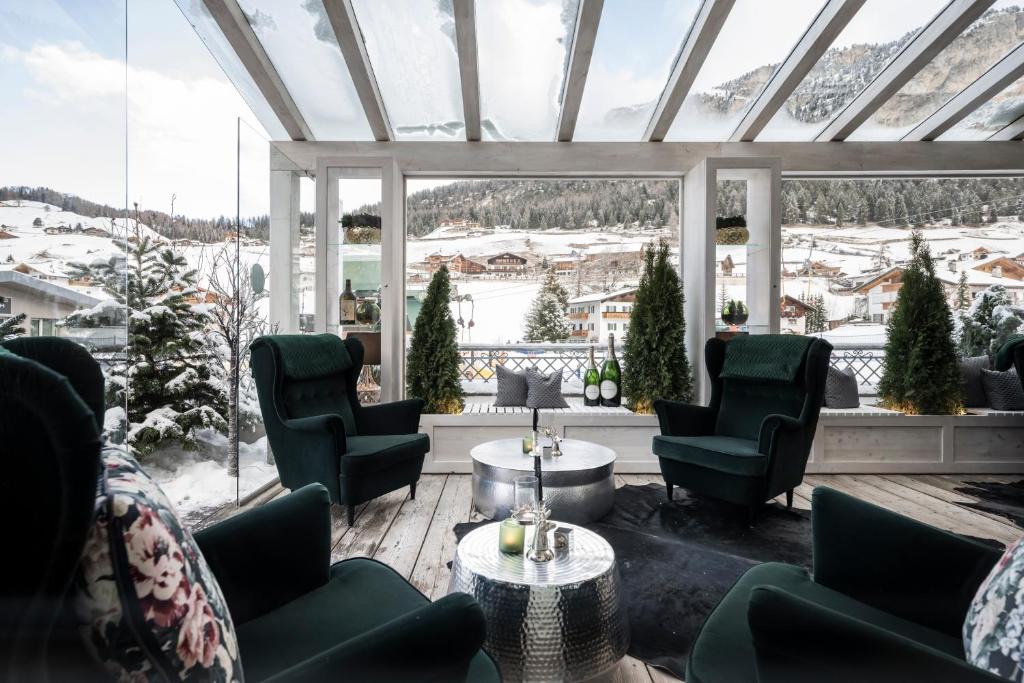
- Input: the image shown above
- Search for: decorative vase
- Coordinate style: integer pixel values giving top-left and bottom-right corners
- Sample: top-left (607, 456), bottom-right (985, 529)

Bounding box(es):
top-left (715, 215), bottom-right (749, 245)
top-left (355, 299), bottom-right (380, 325)
top-left (722, 299), bottom-right (749, 327)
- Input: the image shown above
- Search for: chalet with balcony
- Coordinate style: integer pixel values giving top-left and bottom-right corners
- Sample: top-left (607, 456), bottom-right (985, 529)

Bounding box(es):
top-left (485, 252), bottom-right (527, 276)
top-left (565, 288), bottom-right (636, 342)
top-left (780, 294), bottom-right (816, 335)
top-left (448, 253), bottom-right (485, 275)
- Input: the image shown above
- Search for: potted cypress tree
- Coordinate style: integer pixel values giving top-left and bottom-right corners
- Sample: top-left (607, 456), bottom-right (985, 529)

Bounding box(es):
top-left (622, 239), bottom-right (692, 413)
top-left (878, 230), bottom-right (963, 415)
top-left (407, 265), bottom-right (465, 414)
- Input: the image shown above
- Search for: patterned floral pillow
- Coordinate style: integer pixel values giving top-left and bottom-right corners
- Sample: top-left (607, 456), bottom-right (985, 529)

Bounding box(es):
top-left (964, 537), bottom-right (1024, 680)
top-left (73, 446), bottom-right (243, 682)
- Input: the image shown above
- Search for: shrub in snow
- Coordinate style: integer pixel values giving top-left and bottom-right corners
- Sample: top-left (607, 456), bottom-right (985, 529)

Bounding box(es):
top-left (622, 240), bottom-right (692, 414)
top-left (407, 265), bottom-right (465, 414)
top-left (878, 230), bottom-right (963, 415)
top-left (957, 284), bottom-right (1024, 360)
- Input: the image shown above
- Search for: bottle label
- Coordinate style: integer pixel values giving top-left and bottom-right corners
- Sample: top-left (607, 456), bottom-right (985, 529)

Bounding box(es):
top-left (341, 300), bottom-right (355, 323)
top-left (600, 380), bottom-right (618, 400)
top-left (584, 385), bottom-right (600, 400)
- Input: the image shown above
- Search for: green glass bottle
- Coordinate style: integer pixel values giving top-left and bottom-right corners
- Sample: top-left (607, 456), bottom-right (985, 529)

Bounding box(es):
top-left (584, 345), bottom-right (601, 406)
top-left (600, 333), bottom-right (621, 407)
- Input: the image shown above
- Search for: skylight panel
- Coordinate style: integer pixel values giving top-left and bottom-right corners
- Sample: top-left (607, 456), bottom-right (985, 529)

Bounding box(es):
top-left (939, 74), bottom-right (1024, 140)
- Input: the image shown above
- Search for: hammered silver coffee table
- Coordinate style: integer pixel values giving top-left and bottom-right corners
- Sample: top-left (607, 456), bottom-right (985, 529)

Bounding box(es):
top-left (448, 521), bottom-right (629, 682)
top-left (471, 438), bottom-right (616, 524)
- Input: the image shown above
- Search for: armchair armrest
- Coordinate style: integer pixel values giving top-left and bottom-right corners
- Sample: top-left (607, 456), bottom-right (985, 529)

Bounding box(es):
top-left (653, 399), bottom-right (716, 437)
top-left (357, 398), bottom-right (424, 436)
top-left (195, 484), bottom-right (332, 625)
top-left (265, 592), bottom-right (487, 683)
top-left (812, 486), bottom-right (1001, 638)
top-left (757, 414), bottom-right (804, 455)
top-left (747, 585), bottom-right (1001, 683)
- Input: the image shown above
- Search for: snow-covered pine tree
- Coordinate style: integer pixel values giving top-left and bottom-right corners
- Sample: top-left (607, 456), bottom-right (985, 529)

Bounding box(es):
top-left (65, 232), bottom-right (228, 457)
top-left (622, 239), bottom-right (691, 413)
top-left (524, 269), bottom-right (571, 342)
top-left (802, 294), bottom-right (827, 334)
top-left (407, 265), bottom-right (464, 413)
top-left (878, 230), bottom-right (962, 415)
top-left (955, 271), bottom-right (971, 311)
top-left (957, 284), bottom-right (1024, 360)
top-left (0, 312), bottom-right (25, 340)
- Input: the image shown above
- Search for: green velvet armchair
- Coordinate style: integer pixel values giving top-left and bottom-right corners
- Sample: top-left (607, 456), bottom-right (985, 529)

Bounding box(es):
top-left (0, 337), bottom-right (499, 682)
top-left (686, 486), bottom-right (1004, 683)
top-left (250, 334), bottom-right (429, 525)
top-left (652, 334), bottom-right (832, 524)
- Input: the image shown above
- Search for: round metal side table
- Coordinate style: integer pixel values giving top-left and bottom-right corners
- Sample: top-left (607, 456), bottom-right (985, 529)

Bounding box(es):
top-left (471, 438), bottom-right (616, 524)
top-left (448, 521), bottom-right (629, 682)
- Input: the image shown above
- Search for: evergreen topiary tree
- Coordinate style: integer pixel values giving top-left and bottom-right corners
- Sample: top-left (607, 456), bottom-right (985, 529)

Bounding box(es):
top-left (524, 268), bottom-right (570, 342)
top-left (622, 239), bottom-right (691, 413)
top-left (407, 265), bottom-right (465, 414)
top-left (957, 284), bottom-right (1023, 360)
top-left (878, 230), bottom-right (962, 414)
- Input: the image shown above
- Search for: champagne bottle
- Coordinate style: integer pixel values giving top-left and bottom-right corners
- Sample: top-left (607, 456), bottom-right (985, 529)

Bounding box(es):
top-left (600, 333), bottom-right (621, 407)
top-left (339, 278), bottom-right (356, 325)
top-left (584, 345), bottom-right (601, 406)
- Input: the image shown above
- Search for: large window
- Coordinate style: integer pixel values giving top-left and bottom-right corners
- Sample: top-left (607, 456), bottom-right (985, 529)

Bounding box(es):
top-left (404, 178), bottom-right (679, 395)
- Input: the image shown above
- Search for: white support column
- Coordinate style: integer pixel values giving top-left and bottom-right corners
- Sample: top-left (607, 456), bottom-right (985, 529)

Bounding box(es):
top-left (269, 169), bottom-right (300, 333)
top-left (683, 159), bottom-right (715, 402)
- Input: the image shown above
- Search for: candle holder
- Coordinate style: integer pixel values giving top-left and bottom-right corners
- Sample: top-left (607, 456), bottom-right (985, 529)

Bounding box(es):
top-left (498, 518), bottom-right (526, 554)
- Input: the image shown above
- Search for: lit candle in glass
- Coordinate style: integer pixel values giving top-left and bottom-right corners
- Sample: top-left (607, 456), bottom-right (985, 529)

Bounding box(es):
top-left (498, 518), bottom-right (526, 554)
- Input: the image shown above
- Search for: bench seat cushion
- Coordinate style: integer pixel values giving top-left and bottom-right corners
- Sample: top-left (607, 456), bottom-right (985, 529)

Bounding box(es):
top-left (341, 434), bottom-right (430, 476)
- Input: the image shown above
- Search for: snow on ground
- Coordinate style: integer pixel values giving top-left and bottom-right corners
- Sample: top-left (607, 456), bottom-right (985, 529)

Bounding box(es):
top-left (447, 278), bottom-right (542, 344)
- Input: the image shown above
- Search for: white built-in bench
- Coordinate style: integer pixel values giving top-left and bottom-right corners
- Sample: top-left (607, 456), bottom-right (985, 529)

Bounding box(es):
top-left (419, 398), bottom-right (1024, 475)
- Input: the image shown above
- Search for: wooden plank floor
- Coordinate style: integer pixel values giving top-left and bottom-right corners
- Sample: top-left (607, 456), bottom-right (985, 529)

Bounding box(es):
top-left (213, 473), bottom-right (1023, 682)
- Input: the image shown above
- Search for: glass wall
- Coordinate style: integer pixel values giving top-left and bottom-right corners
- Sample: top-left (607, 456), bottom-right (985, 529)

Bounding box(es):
top-left (404, 178), bottom-right (680, 396)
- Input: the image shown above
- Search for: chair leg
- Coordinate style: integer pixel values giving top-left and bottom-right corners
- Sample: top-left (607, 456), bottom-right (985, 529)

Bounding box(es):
top-left (347, 504), bottom-right (355, 527)
top-left (410, 482), bottom-right (417, 500)
top-left (666, 483), bottom-right (674, 501)
top-left (748, 505), bottom-right (758, 527)
top-left (786, 489), bottom-right (794, 510)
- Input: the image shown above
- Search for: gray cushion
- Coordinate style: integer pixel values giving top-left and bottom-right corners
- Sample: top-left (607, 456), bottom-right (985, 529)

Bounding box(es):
top-left (981, 368), bottom-right (1024, 410)
top-left (525, 368), bottom-right (568, 409)
top-left (960, 355), bottom-right (991, 407)
top-left (494, 365), bottom-right (529, 407)
top-left (824, 365), bottom-right (859, 409)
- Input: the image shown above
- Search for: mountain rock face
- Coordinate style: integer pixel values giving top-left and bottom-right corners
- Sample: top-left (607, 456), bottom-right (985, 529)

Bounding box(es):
top-left (698, 7), bottom-right (1024, 129)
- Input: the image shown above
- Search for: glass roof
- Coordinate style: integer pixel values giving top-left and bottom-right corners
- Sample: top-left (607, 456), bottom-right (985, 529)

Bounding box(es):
top-left (757, 0), bottom-right (947, 142)
top-left (236, 0), bottom-right (371, 140)
top-left (573, 0), bottom-right (701, 141)
top-left (666, 0), bottom-right (827, 141)
top-left (475, 0), bottom-right (579, 140)
top-left (849, 2), bottom-right (1024, 141)
top-left (350, 0), bottom-right (465, 141)
top-left (174, 0), bottom-right (287, 140)
top-left (939, 74), bottom-right (1024, 140)
top-left (180, 0), bottom-right (1024, 144)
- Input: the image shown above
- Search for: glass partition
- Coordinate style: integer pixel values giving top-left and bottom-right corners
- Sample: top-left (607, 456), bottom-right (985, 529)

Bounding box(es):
top-left (476, 0), bottom-right (580, 140)
top-left (758, 0), bottom-right (947, 141)
top-left (939, 75), bottom-right (1024, 140)
top-left (351, 0), bottom-right (465, 140)
top-left (666, 0), bottom-right (826, 141)
top-left (849, 2), bottom-right (1024, 141)
top-left (574, 0), bottom-right (701, 141)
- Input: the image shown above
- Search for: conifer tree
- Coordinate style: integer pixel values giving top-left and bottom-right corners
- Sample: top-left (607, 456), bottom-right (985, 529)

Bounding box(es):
top-left (955, 271), bottom-right (971, 311)
top-left (524, 269), bottom-right (570, 342)
top-left (0, 312), bottom-right (26, 340)
top-left (878, 230), bottom-right (962, 414)
top-left (407, 265), bottom-right (465, 414)
top-left (957, 284), bottom-right (1024, 360)
top-left (622, 240), bottom-right (691, 413)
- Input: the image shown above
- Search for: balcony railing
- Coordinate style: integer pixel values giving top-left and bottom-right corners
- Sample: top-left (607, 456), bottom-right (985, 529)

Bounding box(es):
top-left (457, 340), bottom-right (885, 395)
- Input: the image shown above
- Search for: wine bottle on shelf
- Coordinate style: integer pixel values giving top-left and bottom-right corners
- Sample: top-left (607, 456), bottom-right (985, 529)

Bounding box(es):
top-left (584, 345), bottom-right (601, 406)
top-left (339, 278), bottom-right (356, 325)
top-left (600, 333), bottom-right (621, 407)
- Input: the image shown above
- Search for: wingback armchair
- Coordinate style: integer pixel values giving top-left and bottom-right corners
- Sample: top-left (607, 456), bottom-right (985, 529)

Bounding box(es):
top-left (0, 337), bottom-right (499, 682)
top-left (687, 486), bottom-right (1003, 683)
top-left (250, 334), bottom-right (429, 525)
top-left (652, 334), bottom-right (832, 524)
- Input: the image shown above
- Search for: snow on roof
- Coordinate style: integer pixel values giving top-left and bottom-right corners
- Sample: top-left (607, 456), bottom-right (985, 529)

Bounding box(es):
top-left (0, 270), bottom-right (99, 308)
top-left (567, 287), bottom-right (636, 304)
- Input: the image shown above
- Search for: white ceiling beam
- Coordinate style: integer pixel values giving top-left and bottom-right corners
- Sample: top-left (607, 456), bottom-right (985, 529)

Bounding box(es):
top-left (271, 140), bottom-right (1024, 176)
top-left (202, 0), bottom-right (313, 141)
top-left (817, 0), bottom-right (995, 141)
top-left (644, 0), bottom-right (735, 142)
top-left (903, 43), bottom-right (1024, 141)
top-left (453, 0), bottom-right (482, 141)
top-left (556, 0), bottom-right (604, 142)
top-left (989, 115), bottom-right (1024, 140)
top-left (730, 0), bottom-right (865, 142)
top-left (322, 0), bottom-right (393, 141)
